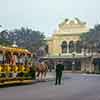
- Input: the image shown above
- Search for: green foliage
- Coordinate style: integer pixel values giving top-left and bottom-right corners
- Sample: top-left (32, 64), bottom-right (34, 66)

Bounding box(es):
top-left (80, 32), bottom-right (89, 41)
top-left (80, 24), bottom-right (100, 51)
top-left (0, 38), bottom-right (11, 46)
top-left (0, 30), bottom-right (12, 46)
top-left (0, 27), bottom-right (46, 53)
top-left (12, 27), bottom-right (46, 52)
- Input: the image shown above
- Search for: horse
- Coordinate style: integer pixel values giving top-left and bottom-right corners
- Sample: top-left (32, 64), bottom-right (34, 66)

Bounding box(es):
top-left (35, 61), bottom-right (48, 80)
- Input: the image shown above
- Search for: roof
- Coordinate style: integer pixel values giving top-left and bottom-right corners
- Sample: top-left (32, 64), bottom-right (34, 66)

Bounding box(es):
top-left (54, 18), bottom-right (89, 35)
top-left (0, 46), bottom-right (31, 54)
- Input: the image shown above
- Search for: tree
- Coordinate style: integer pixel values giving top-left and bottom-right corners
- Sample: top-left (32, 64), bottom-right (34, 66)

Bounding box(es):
top-left (80, 24), bottom-right (100, 54)
top-left (11, 27), bottom-right (46, 52)
top-left (0, 27), bottom-right (46, 54)
top-left (0, 30), bottom-right (12, 46)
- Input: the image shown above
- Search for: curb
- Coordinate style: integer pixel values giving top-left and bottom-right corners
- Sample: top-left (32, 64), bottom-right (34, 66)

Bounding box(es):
top-left (0, 77), bottom-right (55, 88)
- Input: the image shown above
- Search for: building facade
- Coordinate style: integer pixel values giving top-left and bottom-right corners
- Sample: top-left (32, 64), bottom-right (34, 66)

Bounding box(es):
top-left (48, 18), bottom-right (89, 56)
top-left (41, 18), bottom-right (100, 73)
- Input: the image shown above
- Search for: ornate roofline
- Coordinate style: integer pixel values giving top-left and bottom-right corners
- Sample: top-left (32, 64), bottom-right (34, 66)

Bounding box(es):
top-left (58, 18), bottom-right (87, 28)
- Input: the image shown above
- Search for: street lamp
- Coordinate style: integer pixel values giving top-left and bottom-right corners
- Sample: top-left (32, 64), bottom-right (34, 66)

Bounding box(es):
top-left (72, 53), bottom-right (75, 72)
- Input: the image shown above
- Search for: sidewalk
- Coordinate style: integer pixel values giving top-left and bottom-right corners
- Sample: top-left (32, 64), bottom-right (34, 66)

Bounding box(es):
top-left (45, 72), bottom-right (55, 80)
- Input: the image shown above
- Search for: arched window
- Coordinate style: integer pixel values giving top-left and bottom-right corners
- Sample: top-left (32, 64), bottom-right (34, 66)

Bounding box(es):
top-left (69, 41), bottom-right (74, 53)
top-left (76, 41), bottom-right (81, 53)
top-left (61, 41), bottom-right (67, 53)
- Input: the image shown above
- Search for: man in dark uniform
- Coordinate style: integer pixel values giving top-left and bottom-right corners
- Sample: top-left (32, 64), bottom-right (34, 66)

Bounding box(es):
top-left (55, 61), bottom-right (64, 85)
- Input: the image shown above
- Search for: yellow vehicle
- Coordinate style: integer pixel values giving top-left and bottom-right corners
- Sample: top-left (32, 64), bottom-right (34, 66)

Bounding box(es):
top-left (0, 46), bottom-right (34, 86)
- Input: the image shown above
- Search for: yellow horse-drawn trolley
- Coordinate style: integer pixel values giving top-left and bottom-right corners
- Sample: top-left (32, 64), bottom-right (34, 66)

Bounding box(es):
top-left (0, 46), bottom-right (34, 86)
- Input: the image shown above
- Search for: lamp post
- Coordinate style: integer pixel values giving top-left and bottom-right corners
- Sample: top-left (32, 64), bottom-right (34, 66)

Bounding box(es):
top-left (72, 53), bottom-right (75, 72)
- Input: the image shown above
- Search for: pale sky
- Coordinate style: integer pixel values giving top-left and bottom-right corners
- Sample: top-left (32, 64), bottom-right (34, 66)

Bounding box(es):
top-left (0, 0), bottom-right (100, 36)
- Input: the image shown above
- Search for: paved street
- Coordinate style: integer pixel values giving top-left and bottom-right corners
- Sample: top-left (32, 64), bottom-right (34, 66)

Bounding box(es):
top-left (0, 73), bottom-right (100, 100)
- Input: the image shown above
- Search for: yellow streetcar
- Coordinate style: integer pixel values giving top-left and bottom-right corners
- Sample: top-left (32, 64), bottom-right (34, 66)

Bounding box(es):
top-left (0, 46), bottom-right (34, 86)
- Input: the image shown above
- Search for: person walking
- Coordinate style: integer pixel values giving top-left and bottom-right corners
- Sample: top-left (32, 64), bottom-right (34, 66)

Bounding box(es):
top-left (55, 61), bottom-right (64, 85)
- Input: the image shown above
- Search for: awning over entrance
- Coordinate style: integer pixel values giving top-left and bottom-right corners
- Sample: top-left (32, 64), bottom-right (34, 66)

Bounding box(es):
top-left (40, 55), bottom-right (91, 60)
